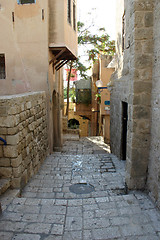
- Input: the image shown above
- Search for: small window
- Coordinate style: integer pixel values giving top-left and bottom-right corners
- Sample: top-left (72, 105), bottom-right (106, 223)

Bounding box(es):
top-left (17, 0), bottom-right (36, 4)
top-left (73, 0), bottom-right (76, 31)
top-left (0, 54), bottom-right (6, 79)
top-left (68, 0), bottom-right (71, 24)
top-left (122, 12), bottom-right (126, 52)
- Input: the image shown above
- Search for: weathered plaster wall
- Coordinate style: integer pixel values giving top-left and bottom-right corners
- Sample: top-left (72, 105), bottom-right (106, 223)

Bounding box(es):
top-left (0, 0), bottom-right (65, 153)
top-left (49, 0), bottom-right (77, 57)
top-left (0, 0), bottom-right (49, 95)
top-left (147, 0), bottom-right (160, 208)
top-left (0, 92), bottom-right (48, 189)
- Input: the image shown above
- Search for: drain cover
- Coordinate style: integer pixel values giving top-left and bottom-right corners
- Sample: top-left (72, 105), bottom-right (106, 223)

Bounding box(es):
top-left (69, 183), bottom-right (95, 194)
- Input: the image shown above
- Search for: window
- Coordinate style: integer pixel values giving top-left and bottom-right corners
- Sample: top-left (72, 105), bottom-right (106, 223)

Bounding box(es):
top-left (17, 0), bottom-right (36, 4)
top-left (73, 0), bottom-right (76, 31)
top-left (122, 12), bottom-right (125, 52)
top-left (68, 0), bottom-right (71, 24)
top-left (0, 54), bottom-right (6, 79)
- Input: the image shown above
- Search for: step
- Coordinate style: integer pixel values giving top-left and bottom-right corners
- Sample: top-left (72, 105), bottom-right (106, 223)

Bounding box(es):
top-left (0, 179), bottom-right (10, 196)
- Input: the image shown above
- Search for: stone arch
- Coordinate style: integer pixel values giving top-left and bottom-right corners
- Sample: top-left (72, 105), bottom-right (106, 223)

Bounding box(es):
top-left (68, 118), bottom-right (80, 129)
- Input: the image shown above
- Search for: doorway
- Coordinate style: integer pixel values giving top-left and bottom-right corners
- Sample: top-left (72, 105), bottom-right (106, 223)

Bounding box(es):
top-left (121, 101), bottom-right (128, 160)
top-left (52, 90), bottom-right (61, 150)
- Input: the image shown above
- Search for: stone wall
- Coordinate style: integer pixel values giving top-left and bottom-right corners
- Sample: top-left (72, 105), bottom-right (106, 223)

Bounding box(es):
top-left (0, 92), bottom-right (48, 189)
top-left (110, 0), bottom-right (134, 158)
top-left (147, 0), bottom-right (160, 208)
top-left (110, 0), bottom-right (154, 189)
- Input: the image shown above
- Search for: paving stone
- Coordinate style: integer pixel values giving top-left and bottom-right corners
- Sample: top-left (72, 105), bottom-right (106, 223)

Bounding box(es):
top-left (22, 213), bottom-right (45, 223)
top-left (84, 217), bottom-right (110, 229)
top-left (120, 224), bottom-right (145, 237)
top-left (40, 205), bottom-right (66, 215)
top-left (12, 233), bottom-right (41, 240)
top-left (44, 214), bottom-right (65, 224)
top-left (0, 137), bottom-right (159, 239)
top-left (68, 199), bottom-right (82, 206)
top-left (24, 198), bottom-right (41, 205)
top-left (43, 235), bottom-right (63, 240)
top-left (65, 216), bottom-right (82, 231)
top-left (83, 210), bottom-right (95, 219)
top-left (83, 230), bottom-right (92, 240)
top-left (63, 231), bottom-right (82, 240)
top-left (95, 208), bottom-right (119, 218)
top-left (92, 226), bottom-right (122, 239)
top-left (1, 212), bottom-right (23, 222)
top-left (24, 223), bottom-right (51, 234)
top-left (110, 216), bottom-right (130, 226)
top-left (67, 206), bottom-right (82, 217)
top-left (0, 231), bottom-right (13, 240)
top-left (0, 220), bottom-right (26, 232)
top-left (51, 224), bottom-right (64, 235)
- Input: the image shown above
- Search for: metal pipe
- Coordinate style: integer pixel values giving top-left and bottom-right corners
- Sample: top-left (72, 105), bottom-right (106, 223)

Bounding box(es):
top-left (0, 137), bottom-right (7, 145)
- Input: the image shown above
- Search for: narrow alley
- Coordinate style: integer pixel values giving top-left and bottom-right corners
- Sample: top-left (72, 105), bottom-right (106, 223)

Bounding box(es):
top-left (0, 137), bottom-right (160, 240)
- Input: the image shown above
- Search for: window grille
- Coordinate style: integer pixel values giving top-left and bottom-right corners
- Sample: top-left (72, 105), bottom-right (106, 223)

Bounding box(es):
top-left (68, 0), bottom-right (71, 24)
top-left (0, 54), bottom-right (6, 79)
top-left (73, 0), bottom-right (76, 31)
top-left (17, 0), bottom-right (36, 4)
top-left (76, 89), bottom-right (91, 105)
top-left (122, 12), bottom-right (125, 52)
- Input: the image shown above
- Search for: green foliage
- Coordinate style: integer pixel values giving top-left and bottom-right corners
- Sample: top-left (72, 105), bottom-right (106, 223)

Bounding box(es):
top-left (64, 87), bottom-right (76, 102)
top-left (77, 21), bottom-right (115, 62)
top-left (95, 93), bottom-right (101, 104)
top-left (67, 21), bottom-right (115, 80)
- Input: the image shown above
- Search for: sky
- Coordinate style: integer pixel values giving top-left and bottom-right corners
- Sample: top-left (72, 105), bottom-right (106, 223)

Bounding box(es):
top-left (75, 0), bottom-right (116, 79)
top-left (77, 0), bottom-right (117, 40)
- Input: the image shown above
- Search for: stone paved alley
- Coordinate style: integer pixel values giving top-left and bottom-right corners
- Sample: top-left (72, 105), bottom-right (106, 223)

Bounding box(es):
top-left (0, 137), bottom-right (160, 240)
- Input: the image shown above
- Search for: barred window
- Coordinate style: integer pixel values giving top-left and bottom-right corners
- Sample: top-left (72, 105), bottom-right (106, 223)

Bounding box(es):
top-left (0, 54), bottom-right (6, 79)
top-left (122, 12), bottom-right (126, 52)
top-left (68, 0), bottom-right (71, 24)
top-left (18, 0), bottom-right (36, 4)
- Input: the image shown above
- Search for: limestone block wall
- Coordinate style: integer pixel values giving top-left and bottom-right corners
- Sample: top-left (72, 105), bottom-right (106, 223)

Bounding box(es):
top-left (110, 0), bottom-right (134, 158)
top-left (110, 0), bottom-right (154, 190)
top-left (0, 92), bottom-right (48, 189)
top-left (147, 0), bottom-right (160, 208)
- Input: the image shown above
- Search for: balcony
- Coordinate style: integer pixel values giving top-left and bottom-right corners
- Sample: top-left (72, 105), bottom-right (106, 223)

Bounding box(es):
top-left (49, 0), bottom-right (77, 70)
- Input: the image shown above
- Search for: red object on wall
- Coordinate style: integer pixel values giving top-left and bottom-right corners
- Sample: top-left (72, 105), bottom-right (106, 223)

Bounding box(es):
top-left (65, 69), bottom-right (78, 81)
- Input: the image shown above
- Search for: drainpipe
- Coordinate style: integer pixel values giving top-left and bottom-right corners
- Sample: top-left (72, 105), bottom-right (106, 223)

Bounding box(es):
top-left (0, 137), bottom-right (7, 145)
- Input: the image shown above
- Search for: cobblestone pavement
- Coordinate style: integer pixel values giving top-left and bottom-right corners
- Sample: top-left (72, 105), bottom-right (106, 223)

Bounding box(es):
top-left (0, 137), bottom-right (160, 240)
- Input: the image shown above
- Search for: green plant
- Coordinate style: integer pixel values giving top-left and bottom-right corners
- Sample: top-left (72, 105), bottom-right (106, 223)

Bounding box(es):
top-left (95, 93), bottom-right (101, 104)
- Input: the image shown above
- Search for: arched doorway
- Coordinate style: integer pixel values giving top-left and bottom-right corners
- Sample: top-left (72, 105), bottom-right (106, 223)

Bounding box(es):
top-left (52, 90), bottom-right (61, 151)
top-left (68, 118), bottom-right (80, 129)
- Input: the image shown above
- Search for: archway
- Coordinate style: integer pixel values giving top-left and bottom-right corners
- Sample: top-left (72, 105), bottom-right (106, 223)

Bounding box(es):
top-left (52, 90), bottom-right (61, 150)
top-left (68, 118), bottom-right (80, 129)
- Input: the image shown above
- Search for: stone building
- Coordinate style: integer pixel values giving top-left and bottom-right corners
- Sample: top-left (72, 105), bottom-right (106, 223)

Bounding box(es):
top-left (0, 0), bottom-right (77, 190)
top-left (110, 0), bottom-right (160, 208)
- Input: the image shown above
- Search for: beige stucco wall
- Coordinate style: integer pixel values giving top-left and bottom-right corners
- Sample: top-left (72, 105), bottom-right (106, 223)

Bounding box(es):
top-left (0, 0), bottom-right (77, 153)
top-left (49, 0), bottom-right (77, 57)
top-left (0, 0), bottom-right (49, 95)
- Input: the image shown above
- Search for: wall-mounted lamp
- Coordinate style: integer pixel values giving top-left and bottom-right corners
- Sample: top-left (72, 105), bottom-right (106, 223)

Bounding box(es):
top-left (95, 80), bottom-right (108, 92)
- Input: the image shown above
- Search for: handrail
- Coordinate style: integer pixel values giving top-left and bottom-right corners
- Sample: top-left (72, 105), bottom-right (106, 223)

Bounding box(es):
top-left (0, 137), bottom-right (7, 145)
